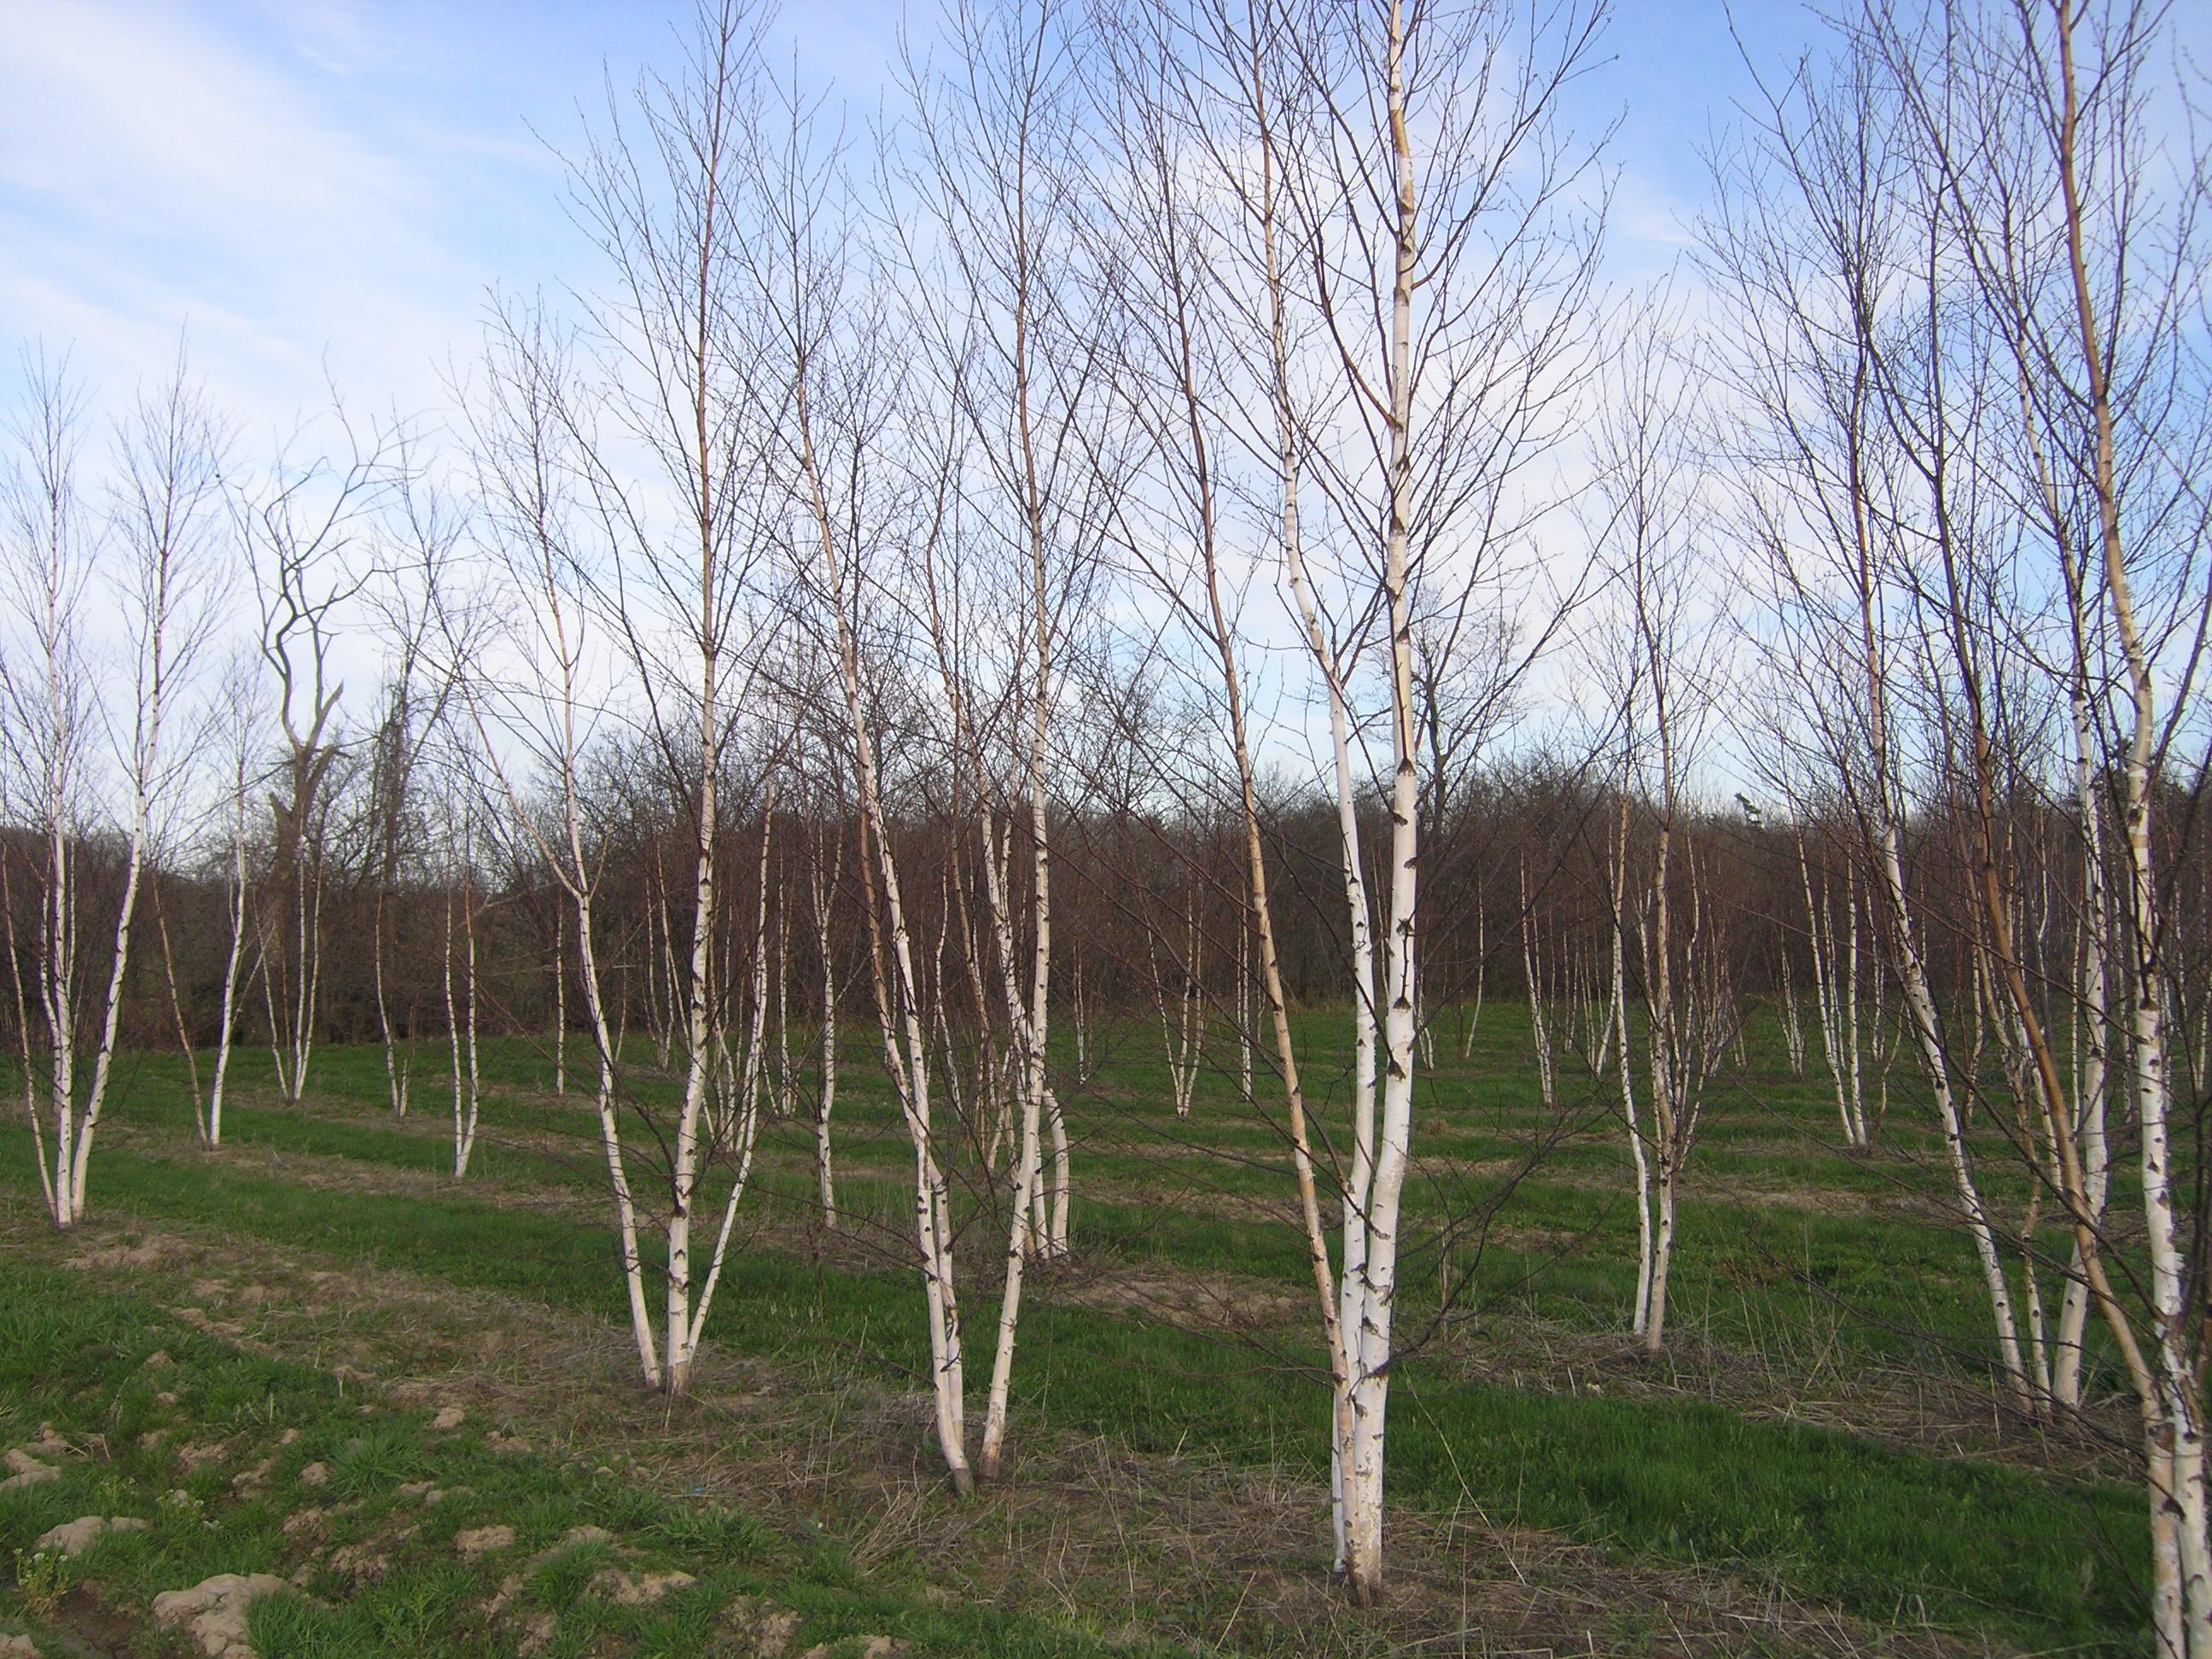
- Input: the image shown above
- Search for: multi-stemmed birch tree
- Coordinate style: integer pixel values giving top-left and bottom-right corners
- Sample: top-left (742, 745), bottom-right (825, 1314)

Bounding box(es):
top-left (737, 30), bottom-right (981, 1489)
top-left (244, 409), bottom-right (392, 1109)
top-left (363, 468), bottom-right (463, 1121)
top-left (1701, 24), bottom-right (2044, 1416)
top-left (1586, 295), bottom-right (1732, 1353)
top-left (1266, 0), bottom-right (1607, 1601)
top-left (895, 0), bottom-right (1121, 1476)
top-left (1, 352), bottom-right (224, 1225)
top-left (557, 0), bottom-right (782, 1397)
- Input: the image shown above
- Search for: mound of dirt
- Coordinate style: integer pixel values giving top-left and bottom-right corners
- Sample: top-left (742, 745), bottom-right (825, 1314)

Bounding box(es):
top-left (150, 1573), bottom-right (290, 1659)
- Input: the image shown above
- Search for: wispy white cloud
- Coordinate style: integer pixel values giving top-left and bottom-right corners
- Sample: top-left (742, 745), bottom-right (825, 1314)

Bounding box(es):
top-left (0, 0), bottom-right (918, 439)
top-left (0, 3), bottom-right (425, 224)
top-left (0, 0), bottom-right (510, 434)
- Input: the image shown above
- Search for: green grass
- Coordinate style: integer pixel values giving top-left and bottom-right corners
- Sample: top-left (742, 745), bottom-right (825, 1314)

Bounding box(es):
top-left (0, 1258), bottom-right (1167, 1657)
top-left (0, 1005), bottom-right (2163, 1653)
top-left (100, 1017), bottom-right (2130, 1394)
top-left (1, 1133), bottom-right (2147, 1652)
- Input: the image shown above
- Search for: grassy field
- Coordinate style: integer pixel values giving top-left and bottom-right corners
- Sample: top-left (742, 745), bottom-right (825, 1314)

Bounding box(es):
top-left (0, 1005), bottom-right (2153, 1656)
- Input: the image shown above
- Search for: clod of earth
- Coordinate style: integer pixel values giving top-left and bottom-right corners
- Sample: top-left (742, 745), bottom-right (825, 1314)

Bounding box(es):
top-left (431, 1405), bottom-right (466, 1429)
top-left (32, 1516), bottom-right (149, 1557)
top-left (721, 1600), bottom-right (798, 1656)
top-left (454, 1523), bottom-right (515, 1557)
top-left (0, 1450), bottom-right (58, 1490)
top-left (281, 1507), bottom-right (325, 1538)
top-left (230, 1456), bottom-right (274, 1493)
top-left (150, 1573), bottom-right (291, 1659)
top-left (329, 1541), bottom-right (390, 1581)
top-left (587, 1566), bottom-right (695, 1605)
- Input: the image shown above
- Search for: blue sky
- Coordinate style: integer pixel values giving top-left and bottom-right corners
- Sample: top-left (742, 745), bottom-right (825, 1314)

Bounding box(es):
top-left (0, 1), bottom-right (1825, 438)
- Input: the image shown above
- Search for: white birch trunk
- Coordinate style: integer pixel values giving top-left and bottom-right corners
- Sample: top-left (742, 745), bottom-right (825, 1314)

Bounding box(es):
top-left (574, 877), bottom-right (663, 1390)
top-left (553, 902), bottom-right (568, 1099)
top-left (796, 375), bottom-right (973, 1494)
top-left (375, 888), bottom-right (411, 1118)
top-left (1613, 806), bottom-right (1655, 1336)
top-left (201, 755), bottom-right (252, 1150)
top-left (445, 854), bottom-right (482, 1181)
top-left (981, 664), bottom-right (1058, 1478)
top-left (1520, 862), bottom-right (1555, 1110)
top-left (1844, 876), bottom-right (1866, 1145)
top-left (661, 678), bottom-right (721, 1397)
top-left (1153, 909), bottom-right (1202, 1120)
top-left (2052, 656), bottom-right (2111, 1408)
top-left (1778, 966), bottom-right (1805, 1078)
top-left (1800, 839), bottom-right (1860, 1147)
top-left (810, 842), bottom-right (840, 1230)
top-left (772, 891), bottom-right (794, 1117)
top-left (1871, 798), bottom-right (2034, 1405)
top-left (1460, 905), bottom-right (1485, 1061)
top-left (1237, 916), bottom-right (1255, 1103)
top-left (1337, 22), bottom-right (1424, 1598)
top-left (44, 778), bottom-right (77, 1227)
top-left (3, 855), bottom-right (57, 1218)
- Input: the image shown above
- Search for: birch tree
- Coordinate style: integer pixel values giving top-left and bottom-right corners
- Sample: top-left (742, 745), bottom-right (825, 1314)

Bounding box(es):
top-left (806, 801), bottom-right (844, 1230)
top-left (1, 352), bottom-right (223, 1225)
top-left (744, 48), bottom-right (977, 1489)
top-left (1716, 4), bottom-right (2212, 1644)
top-left (457, 296), bottom-right (662, 1389)
top-left (201, 649), bottom-right (265, 1150)
top-left (1101, 0), bottom-right (1606, 1600)
top-left (895, 9), bottom-right (1122, 1402)
top-left (1586, 293), bottom-right (1731, 1352)
top-left (363, 470), bottom-right (462, 1121)
top-left (1264, 0), bottom-right (1607, 1599)
top-left (558, 0), bottom-right (781, 1396)
top-left (437, 746), bottom-right (486, 1181)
